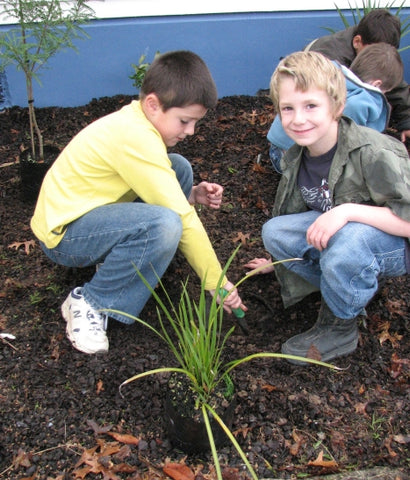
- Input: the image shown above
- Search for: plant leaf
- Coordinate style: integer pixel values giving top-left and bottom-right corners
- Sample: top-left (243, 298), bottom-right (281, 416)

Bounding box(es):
top-left (163, 463), bottom-right (195, 480)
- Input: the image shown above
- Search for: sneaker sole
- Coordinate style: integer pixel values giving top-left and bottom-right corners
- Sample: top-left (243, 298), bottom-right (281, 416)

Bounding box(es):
top-left (61, 297), bottom-right (108, 355)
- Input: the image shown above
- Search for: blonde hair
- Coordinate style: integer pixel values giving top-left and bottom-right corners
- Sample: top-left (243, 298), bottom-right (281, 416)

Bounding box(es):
top-left (270, 51), bottom-right (346, 118)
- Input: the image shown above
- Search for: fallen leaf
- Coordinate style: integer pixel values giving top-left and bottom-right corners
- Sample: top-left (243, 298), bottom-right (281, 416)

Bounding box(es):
top-left (383, 436), bottom-right (398, 458)
top-left (307, 450), bottom-right (338, 468)
top-left (288, 430), bottom-right (305, 456)
top-left (106, 432), bottom-right (140, 445)
top-left (96, 379), bottom-right (104, 394)
top-left (262, 384), bottom-right (278, 392)
top-left (385, 298), bottom-right (406, 316)
top-left (354, 402), bottom-right (369, 416)
top-left (163, 462), bottom-right (195, 480)
top-left (113, 444), bottom-right (132, 461)
top-left (232, 231), bottom-right (250, 246)
top-left (378, 329), bottom-right (403, 347)
top-left (393, 434), bottom-right (410, 444)
top-left (86, 419), bottom-right (113, 434)
top-left (232, 425), bottom-right (252, 439)
top-left (8, 239), bottom-right (36, 255)
top-left (13, 449), bottom-right (32, 469)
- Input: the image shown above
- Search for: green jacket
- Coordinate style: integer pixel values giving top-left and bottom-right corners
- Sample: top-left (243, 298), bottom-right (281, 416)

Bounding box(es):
top-left (272, 116), bottom-right (410, 308)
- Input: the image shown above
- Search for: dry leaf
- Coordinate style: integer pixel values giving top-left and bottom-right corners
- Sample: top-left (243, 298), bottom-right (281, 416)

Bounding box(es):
top-left (232, 231), bottom-right (250, 246)
top-left (163, 462), bottom-right (195, 480)
top-left (262, 384), bottom-right (278, 392)
top-left (8, 239), bottom-right (36, 255)
top-left (106, 432), bottom-right (140, 445)
top-left (354, 402), bottom-right (369, 416)
top-left (378, 329), bottom-right (403, 347)
top-left (288, 430), bottom-right (305, 456)
top-left (393, 434), bottom-right (410, 444)
top-left (232, 425), bottom-right (252, 439)
top-left (385, 298), bottom-right (406, 316)
top-left (307, 450), bottom-right (338, 468)
top-left (383, 436), bottom-right (398, 458)
top-left (86, 419), bottom-right (113, 434)
top-left (96, 379), bottom-right (104, 394)
top-left (13, 448), bottom-right (32, 469)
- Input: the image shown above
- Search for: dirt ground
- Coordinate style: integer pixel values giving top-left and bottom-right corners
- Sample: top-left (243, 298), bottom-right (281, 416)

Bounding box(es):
top-left (0, 94), bottom-right (409, 480)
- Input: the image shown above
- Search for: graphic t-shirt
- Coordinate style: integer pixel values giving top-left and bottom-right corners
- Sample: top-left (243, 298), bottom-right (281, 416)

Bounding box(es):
top-left (297, 144), bottom-right (337, 212)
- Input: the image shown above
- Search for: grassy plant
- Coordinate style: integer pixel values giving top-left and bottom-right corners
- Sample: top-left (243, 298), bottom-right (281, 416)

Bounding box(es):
top-left (0, 0), bottom-right (95, 161)
top-left (326, 1), bottom-right (410, 52)
top-left (29, 290), bottom-right (44, 305)
top-left (115, 247), bottom-right (341, 480)
top-left (369, 413), bottom-right (386, 439)
top-left (129, 51), bottom-right (160, 90)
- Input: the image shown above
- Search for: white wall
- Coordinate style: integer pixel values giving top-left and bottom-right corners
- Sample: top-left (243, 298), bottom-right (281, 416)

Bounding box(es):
top-left (1, 0), bottom-right (409, 23)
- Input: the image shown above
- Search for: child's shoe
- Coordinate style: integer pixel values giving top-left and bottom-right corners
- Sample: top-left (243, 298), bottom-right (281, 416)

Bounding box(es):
top-left (281, 299), bottom-right (358, 365)
top-left (61, 287), bottom-right (109, 354)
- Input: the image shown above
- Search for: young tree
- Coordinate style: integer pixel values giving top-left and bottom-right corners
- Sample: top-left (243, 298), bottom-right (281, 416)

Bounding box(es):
top-left (0, 0), bottom-right (95, 161)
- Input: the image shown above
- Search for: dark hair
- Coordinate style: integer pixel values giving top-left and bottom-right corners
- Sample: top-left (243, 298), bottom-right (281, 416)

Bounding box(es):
top-left (350, 42), bottom-right (403, 92)
top-left (140, 50), bottom-right (218, 111)
top-left (355, 9), bottom-right (401, 48)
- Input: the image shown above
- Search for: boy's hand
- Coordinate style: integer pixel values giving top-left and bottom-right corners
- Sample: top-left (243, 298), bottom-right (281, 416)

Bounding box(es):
top-left (307, 206), bottom-right (349, 251)
top-left (244, 257), bottom-right (275, 275)
top-left (400, 129), bottom-right (410, 143)
top-left (190, 181), bottom-right (223, 209)
top-left (209, 281), bottom-right (247, 315)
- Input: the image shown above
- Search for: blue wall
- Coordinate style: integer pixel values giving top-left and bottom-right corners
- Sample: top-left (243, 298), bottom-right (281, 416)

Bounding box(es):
top-left (1, 9), bottom-right (409, 108)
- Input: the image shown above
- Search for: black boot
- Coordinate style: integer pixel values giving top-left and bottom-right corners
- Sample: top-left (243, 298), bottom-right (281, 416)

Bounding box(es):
top-left (281, 300), bottom-right (359, 365)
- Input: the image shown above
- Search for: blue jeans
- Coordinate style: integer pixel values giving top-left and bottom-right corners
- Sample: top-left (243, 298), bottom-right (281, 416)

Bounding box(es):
top-left (40, 154), bottom-right (193, 324)
top-left (262, 210), bottom-right (407, 319)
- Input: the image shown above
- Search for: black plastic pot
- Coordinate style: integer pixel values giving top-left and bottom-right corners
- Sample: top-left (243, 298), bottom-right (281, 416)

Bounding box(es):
top-left (164, 373), bottom-right (236, 454)
top-left (19, 145), bottom-right (60, 202)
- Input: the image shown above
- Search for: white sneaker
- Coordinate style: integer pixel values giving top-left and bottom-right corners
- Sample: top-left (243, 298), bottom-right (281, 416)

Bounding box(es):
top-left (61, 287), bottom-right (109, 354)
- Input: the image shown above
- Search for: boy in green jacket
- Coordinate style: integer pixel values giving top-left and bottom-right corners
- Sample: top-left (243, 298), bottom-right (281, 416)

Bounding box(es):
top-left (31, 50), bottom-right (246, 355)
top-left (246, 51), bottom-right (410, 364)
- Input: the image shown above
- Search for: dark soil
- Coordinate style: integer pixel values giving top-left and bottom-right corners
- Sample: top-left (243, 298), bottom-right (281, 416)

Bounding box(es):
top-left (0, 95), bottom-right (409, 480)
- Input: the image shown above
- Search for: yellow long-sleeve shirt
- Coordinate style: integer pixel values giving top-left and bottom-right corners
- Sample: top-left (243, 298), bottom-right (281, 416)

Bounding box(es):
top-left (31, 100), bottom-right (225, 289)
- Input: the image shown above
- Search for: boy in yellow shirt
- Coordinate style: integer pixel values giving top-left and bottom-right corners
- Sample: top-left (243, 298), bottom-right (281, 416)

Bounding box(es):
top-left (31, 50), bottom-right (246, 354)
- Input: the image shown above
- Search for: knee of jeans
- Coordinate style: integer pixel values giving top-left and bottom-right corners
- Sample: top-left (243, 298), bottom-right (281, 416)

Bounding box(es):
top-left (262, 218), bottom-right (280, 252)
top-left (161, 211), bottom-right (183, 246)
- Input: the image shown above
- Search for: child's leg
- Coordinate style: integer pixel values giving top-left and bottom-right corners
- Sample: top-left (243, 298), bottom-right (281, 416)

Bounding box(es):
top-left (262, 210), bottom-right (322, 287)
top-left (41, 203), bottom-right (182, 324)
top-left (272, 219), bottom-right (407, 364)
top-left (168, 153), bottom-right (193, 199)
top-left (319, 222), bottom-right (407, 319)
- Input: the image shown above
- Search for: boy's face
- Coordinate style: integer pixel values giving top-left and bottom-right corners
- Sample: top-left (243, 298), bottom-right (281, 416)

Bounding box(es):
top-left (279, 77), bottom-right (340, 157)
top-left (148, 100), bottom-right (207, 147)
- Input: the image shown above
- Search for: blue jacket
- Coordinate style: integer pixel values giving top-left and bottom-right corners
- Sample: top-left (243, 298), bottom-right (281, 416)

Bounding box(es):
top-left (267, 63), bottom-right (390, 151)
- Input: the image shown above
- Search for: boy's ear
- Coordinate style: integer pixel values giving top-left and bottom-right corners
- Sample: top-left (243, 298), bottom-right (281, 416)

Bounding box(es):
top-left (335, 103), bottom-right (345, 119)
top-left (143, 93), bottom-right (162, 115)
top-left (370, 79), bottom-right (383, 90)
top-left (352, 35), bottom-right (366, 54)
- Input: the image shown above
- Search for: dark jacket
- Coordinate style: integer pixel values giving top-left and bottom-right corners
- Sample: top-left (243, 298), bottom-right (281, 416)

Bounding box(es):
top-left (273, 117), bottom-right (410, 308)
top-left (306, 27), bottom-right (410, 132)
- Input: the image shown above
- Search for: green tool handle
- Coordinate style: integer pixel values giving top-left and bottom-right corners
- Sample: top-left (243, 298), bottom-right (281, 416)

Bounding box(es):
top-left (220, 289), bottom-right (245, 318)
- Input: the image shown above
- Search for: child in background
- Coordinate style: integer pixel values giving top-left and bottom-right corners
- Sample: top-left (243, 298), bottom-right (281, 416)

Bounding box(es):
top-left (305, 9), bottom-right (410, 143)
top-left (31, 50), bottom-right (246, 355)
top-left (246, 51), bottom-right (410, 365)
top-left (268, 43), bottom-right (403, 172)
